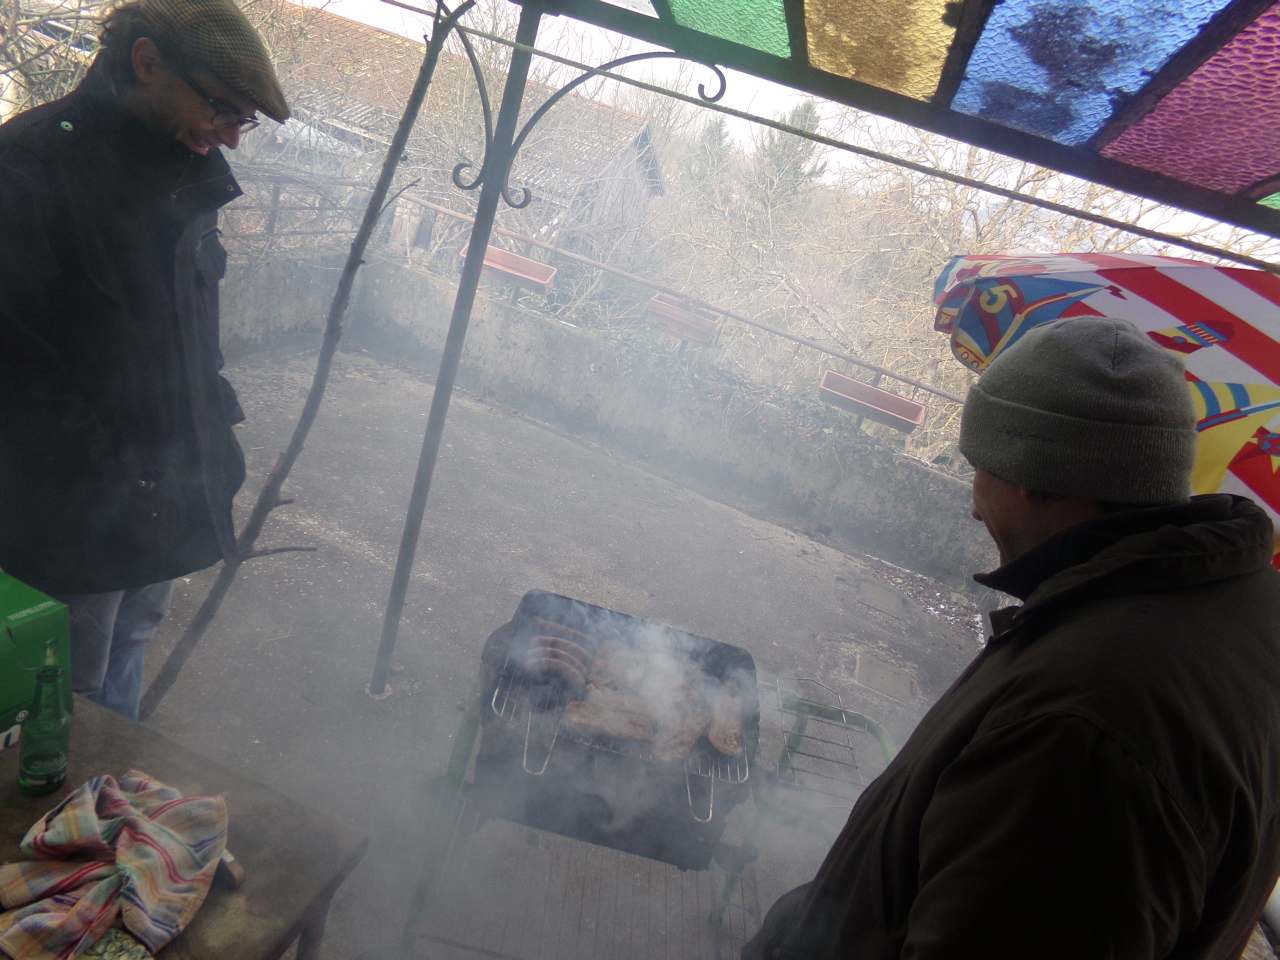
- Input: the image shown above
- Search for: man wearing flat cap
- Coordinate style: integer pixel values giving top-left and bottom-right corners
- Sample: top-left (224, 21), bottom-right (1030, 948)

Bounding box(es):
top-left (0, 0), bottom-right (288, 718)
top-left (747, 316), bottom-right (1280, 958)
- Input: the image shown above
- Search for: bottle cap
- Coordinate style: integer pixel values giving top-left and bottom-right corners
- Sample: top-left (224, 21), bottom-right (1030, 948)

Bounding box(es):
top-left (43, 642), bottom-right (58, 669)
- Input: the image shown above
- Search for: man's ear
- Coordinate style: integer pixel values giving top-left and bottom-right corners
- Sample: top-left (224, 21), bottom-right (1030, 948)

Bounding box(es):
top-left (1023, 488), bottom-right (1067, 505)
top-left (130, 36), bottom-right (165, 87)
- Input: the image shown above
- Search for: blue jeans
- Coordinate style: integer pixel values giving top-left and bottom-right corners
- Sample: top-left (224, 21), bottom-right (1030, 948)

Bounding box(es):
top-left (55, 581), bottom-right (173, 721)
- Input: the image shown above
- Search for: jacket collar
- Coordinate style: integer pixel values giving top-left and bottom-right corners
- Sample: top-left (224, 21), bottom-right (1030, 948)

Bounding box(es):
top-left (71, 60), bottom-right (243, 218)
top-left (978, 495), bottom-right (1275, 639)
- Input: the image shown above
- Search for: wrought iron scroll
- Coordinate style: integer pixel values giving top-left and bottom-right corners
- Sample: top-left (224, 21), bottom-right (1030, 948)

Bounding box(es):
top-left (448, 9), bottom-right (496, 193)
top-left (451, 47), bottom-right (728, 210)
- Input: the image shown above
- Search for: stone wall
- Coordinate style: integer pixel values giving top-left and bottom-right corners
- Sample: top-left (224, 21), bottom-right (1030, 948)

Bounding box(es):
top-left (222, 256), bottom-right (996, 585)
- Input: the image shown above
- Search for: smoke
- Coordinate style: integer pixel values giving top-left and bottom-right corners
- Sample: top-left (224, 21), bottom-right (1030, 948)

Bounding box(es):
top-left (431, 592), bottom-right (863, 958)
top-left (491, 594), bottom-right (759, 852)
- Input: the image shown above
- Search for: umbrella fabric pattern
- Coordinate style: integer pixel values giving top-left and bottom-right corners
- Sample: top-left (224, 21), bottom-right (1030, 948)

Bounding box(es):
top-left (934, 253), bottom-right (1280, 566)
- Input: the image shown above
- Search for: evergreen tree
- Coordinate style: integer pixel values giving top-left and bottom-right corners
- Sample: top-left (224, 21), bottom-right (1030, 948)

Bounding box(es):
top-left (752, 100), bottom-right (827, 203)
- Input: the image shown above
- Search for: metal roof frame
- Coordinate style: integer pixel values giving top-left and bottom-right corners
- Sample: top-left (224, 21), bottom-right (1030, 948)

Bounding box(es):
top-left (540, 0), bottom-right (1280, 241)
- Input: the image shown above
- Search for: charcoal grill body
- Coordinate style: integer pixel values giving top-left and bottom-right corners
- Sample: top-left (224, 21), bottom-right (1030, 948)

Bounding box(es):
top-left (474, 591), bottom-right (760, 870)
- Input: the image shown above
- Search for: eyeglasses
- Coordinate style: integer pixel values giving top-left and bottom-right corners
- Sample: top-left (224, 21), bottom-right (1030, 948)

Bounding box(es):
top-left (180, 73), bottom-right (260, 133)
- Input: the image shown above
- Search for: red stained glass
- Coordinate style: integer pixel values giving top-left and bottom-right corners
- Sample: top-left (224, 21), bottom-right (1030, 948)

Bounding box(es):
top-left (1102, 5), bottom-right (1280, 194)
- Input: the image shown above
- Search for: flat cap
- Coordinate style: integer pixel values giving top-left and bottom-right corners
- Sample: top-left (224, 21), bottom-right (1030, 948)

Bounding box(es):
top-left (140, 0), bottom-right (290, 122)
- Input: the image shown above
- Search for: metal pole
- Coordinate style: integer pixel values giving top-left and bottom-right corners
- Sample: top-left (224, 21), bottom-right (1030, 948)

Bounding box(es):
top-left (139, 1), bottom-right (467, 722)
top-left (369, 1), bottom-right (544, 696)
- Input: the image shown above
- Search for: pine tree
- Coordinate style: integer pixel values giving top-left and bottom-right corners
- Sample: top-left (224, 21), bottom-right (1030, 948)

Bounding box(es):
top-left (752, 100), bottom-right (827, 204)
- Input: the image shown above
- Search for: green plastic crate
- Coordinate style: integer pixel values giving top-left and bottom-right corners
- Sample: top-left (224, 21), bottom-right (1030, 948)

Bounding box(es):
top-left (0, 573), bottom-right (71, 750)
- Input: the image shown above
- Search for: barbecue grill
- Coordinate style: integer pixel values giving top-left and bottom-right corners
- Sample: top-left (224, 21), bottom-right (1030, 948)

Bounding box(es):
top-left (379, 595), bottom-right (900, 960)
top-left (473, 591), bottom-right (761, 871)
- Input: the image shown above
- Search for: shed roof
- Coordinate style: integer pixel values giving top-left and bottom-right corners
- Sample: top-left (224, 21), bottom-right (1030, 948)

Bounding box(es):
top-left (271, 3), bottom-right (658, 201)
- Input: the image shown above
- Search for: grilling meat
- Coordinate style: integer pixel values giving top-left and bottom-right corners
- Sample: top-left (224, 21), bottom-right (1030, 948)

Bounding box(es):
top-left (552, 636), bottom-right (741, 766)
top-left (533, 618), bottom-right (592, 648)
top-left (708, 690), bottom-right (743, 755)
top-left (589, 640), bottom-right (648, 690)
top-left (522, 633), bottom-right (593, 688)
top-left (563, 684), bottom-right (656, 742)
top-left (519, 634), bottom-right (593, 686)
top-left (524, 648), bottom-right (588, 690)
top-left (530, 635), bottom-right (592, 669)
top-left (565, 690), bottom-right (710, 763)
top-left (651, 689), bottom-right (712, 764)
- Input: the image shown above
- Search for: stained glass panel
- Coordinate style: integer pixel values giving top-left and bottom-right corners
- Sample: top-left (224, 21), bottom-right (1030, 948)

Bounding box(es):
top-left (665, 0), bottom-right (790, 58)
top-left (601, 0), bottom-right (658, 14)
top-left (804, 0), bottom-right (955, 100)
top-left (1261, 193), bottom-right (1280, 211)
top-left (1102, 5), bottom-right (1280, 194)
top-left (952, 0), bottom-right (1234, 145)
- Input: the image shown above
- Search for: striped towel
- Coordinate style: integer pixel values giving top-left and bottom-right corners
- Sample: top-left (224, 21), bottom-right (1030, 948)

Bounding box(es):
top-left (0, 771), bottom-right (227, 960)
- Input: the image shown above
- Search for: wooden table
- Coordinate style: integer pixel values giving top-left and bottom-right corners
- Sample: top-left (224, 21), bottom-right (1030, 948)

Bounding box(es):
top-left (0, 698), bottom-right (368, 959)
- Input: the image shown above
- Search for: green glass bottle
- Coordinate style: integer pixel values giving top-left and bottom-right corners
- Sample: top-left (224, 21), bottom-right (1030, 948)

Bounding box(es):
top-left (18, 644), bottom-right (69, 796)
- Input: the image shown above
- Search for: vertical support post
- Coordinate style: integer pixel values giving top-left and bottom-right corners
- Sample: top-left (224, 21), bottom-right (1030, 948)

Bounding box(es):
top-left (369, 3), bottom-right (544, 696)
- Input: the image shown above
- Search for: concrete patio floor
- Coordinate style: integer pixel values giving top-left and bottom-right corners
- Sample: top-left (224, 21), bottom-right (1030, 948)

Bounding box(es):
top-left (142, 348), bottom-right (981, 959)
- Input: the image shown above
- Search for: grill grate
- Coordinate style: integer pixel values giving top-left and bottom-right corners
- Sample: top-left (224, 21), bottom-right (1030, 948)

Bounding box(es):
top-left (413, 794), bottom-right (761, 960)
top-left (768, 678), bottom-right (879, 803)
top-left (491, 656), bottom-right (751, 787)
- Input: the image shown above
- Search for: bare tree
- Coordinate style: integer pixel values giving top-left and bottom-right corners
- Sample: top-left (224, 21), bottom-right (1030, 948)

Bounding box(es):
top-left (1, 0), bottom-right (103, 120)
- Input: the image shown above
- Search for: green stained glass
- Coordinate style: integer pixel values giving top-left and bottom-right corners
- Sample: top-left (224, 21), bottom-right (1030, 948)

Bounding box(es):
top-left (1260, 193), bottom-right (1280, 211)
top-left (665, 0), bottom-right (791, 58)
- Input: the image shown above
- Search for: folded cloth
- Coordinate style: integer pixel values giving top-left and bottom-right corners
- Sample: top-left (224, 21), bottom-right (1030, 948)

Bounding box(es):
top-left (0, 770), bottom-right (227, 959)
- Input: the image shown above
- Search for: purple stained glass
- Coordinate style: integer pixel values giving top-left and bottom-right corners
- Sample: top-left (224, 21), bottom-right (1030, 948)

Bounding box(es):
top-left (952, 0), bottom-right (1234, 145)
top-left (1103, 5), bottom-right (1280, 194)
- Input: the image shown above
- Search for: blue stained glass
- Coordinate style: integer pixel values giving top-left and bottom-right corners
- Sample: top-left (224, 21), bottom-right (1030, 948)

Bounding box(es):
top-left (951, 0), bottom-right (1234, 145)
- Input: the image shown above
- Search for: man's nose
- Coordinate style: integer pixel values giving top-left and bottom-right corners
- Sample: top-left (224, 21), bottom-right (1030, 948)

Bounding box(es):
top-left (218, 125), bottom-right (242, 150)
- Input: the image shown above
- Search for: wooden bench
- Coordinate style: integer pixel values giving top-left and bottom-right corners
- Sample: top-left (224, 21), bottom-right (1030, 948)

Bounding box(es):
top-left (819, 369), bottom-right (926, 433)
top-left (646, 293), bottom-right (720, 345)
top-left (464, 245), bottom-right (557, 294)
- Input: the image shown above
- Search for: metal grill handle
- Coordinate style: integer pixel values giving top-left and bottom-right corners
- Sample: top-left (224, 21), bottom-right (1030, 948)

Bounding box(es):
top-left (522, 690), bottom-right (563, 776)
top-left (685, 762), bottom-right (715, 823)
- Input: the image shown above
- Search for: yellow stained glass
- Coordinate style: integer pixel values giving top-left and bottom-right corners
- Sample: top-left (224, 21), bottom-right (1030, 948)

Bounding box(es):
top-left (804, 0), bottom-right (956, 100)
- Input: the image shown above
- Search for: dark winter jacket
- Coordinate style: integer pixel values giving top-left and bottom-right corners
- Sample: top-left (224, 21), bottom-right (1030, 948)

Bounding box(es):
top-left (0, 61), bottom-right (246, 594)
top-left (745, 495), bottom-right (1280, 959)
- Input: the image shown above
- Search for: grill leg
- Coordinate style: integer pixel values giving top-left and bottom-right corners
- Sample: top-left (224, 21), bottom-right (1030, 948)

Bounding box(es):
top-left (778, 712), bottom-right (811, 779)
top-left (712, 822), bottom-right (761, 927)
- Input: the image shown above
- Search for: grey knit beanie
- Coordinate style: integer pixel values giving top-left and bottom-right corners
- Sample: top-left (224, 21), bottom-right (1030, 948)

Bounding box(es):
top-left (959, 316), bottom-right (1196, 503)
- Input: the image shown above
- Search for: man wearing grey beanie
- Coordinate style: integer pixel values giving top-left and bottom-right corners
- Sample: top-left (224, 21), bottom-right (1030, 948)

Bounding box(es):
top-left (747, 316), bottom-right (1280, 960)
